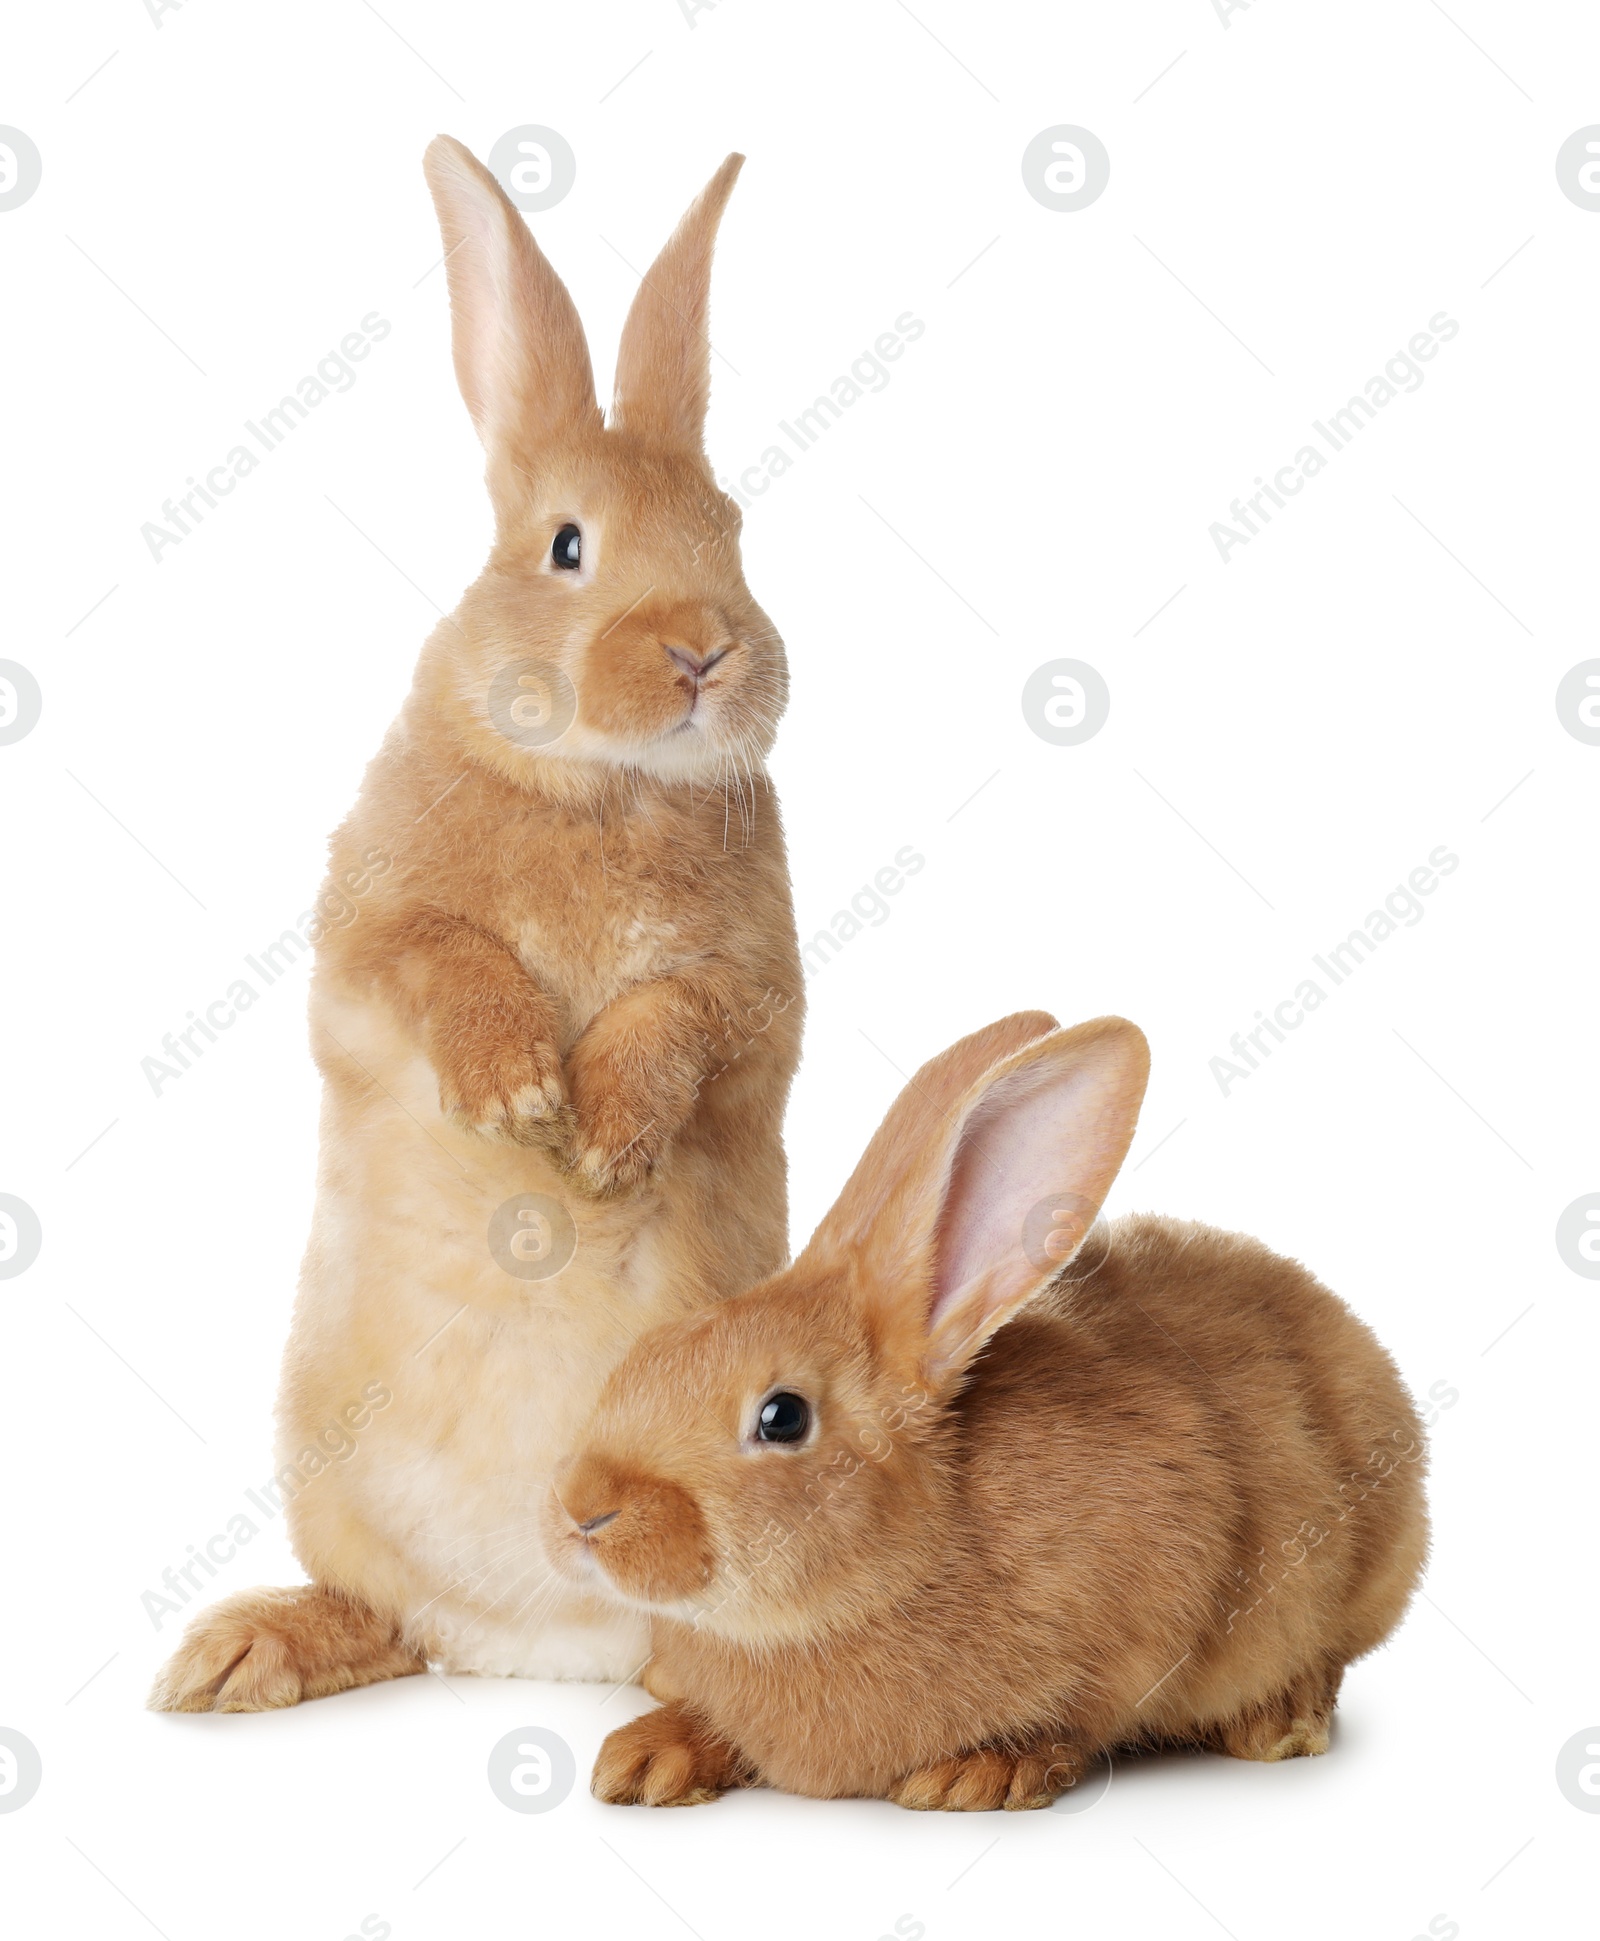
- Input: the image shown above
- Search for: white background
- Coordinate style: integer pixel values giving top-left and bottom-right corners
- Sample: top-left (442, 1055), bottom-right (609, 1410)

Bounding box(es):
top-left (2, 1), bottom-right (1595, 1936)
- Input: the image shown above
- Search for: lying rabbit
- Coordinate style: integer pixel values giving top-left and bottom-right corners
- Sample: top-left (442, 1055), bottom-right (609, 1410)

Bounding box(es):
top-left (150, 140), bottom-right (802, 1712)
top-left (550, 1011), bottom-right (1428, 1808)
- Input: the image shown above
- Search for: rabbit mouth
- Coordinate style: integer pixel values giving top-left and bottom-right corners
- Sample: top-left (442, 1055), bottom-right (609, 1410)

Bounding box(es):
top-left (548, 1514), bottom-right (627, 1599)
top-left (669, 667), bottom-right (730, 732)
top-left (559, 1536), bottom-right (609, 1587)
top-left (555, 1542), bottom-right (706, 1625)
top-left (663, 693), bottom-right (736, 746)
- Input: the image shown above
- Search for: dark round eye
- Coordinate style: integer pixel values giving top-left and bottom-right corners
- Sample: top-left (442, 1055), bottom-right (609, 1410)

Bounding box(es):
top-left (756, 1392), bottom-right (810, 1444)
top-left (551, 524), bottom-right (582, 570)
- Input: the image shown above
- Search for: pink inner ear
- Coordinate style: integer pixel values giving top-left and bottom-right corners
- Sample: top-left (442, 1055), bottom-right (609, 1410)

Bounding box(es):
top-left (465, 215), bottom-right (534, 441)
top-left (931, 1052), bottom-right (1127, 1331)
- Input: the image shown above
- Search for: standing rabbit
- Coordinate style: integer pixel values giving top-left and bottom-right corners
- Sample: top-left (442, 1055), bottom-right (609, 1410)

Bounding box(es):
top-left (552, 1012), bottom-right (1428, 1807)
top-left (151, 139), bottom-right (803, 1711)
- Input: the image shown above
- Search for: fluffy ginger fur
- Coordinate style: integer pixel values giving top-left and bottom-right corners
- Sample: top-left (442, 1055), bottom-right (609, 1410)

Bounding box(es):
top-left (149, 141), bottom-right (803, 1713)
top-left (552, 1015), bottom-right (1428, 1808)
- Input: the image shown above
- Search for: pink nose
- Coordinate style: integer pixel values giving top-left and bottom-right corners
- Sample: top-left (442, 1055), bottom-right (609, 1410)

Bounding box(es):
top-left (663, 642), bottom-right (731, 683)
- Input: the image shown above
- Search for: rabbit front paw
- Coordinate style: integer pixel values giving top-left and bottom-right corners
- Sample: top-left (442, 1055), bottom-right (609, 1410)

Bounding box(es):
top-left (147, 1584), bottom-right (424, 1714)
top-left (592, 1703), bottom-right (747, 1807)
top-left (569, 1111), bottom-right (665, 1196)
top-left (566, 1049), bottom-right (691, 1195)
top-left (437, 1033), bottom-right (573, 1150)
top-left (889, 1735), bottom-right (1088, 1812)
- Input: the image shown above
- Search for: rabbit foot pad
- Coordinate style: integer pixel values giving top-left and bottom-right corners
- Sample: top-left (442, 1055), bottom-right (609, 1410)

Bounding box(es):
top-left (147, 1584), bottom-right (425, 1714)
top-left (593, 1702), bottom-right (749, 1806)
top-left (890, 1740), bottom-right (1087, 1813)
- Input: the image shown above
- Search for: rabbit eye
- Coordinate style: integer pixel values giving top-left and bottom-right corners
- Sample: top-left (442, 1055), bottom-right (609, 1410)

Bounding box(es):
top-left (755, 1392), bottom-right (810, 1444)
top-left (551, 524), bottom-right (582, 570)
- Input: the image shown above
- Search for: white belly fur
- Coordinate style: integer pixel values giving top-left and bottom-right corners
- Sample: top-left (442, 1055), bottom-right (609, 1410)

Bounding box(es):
top-left (274, 984), bottom-right (700, 1683)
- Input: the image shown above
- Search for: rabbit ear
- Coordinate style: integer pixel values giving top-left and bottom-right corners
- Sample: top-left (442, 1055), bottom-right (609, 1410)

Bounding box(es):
top-left (803, 1017), bottom-right (1149, 1396)
top-left (422, 136), bottom-right (601, 497)
top-left (803, 1011), bottom-right (1060, 1276)
top-left (610, 153), bottom-right (744, 452)
top-left (923, 1017), bottom-right (1150, 1385)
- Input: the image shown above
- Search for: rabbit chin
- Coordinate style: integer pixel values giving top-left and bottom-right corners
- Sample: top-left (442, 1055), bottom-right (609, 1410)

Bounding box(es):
top-left (548, 715), bottom-right (767, 787)
top-left (546, 1528), bottom-right (693, 1623)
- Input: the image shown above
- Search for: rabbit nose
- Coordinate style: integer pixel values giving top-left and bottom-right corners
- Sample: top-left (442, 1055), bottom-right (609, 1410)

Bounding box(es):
top-left (663, 642), bottom-right (731, 682)
top-left (578, 1510), bottom-right (619, 1535)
